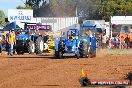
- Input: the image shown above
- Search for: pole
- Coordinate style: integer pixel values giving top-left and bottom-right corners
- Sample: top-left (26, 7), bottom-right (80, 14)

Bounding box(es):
top-left (76, 6), bottom-right (78, 17)
top-left (110, 16), bottom-right (112, 38)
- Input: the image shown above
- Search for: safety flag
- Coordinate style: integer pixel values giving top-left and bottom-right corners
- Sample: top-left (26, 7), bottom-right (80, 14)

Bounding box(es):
top-left (81, 68), bottom-right (87, 77)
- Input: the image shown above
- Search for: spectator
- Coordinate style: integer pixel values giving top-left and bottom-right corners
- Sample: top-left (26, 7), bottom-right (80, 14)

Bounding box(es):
top-left (106, 38), bottom-right (110, 48)
top-left (108, 38), bottom-right (112, 49)
top-left (112, 37), bottom-right (117, 49)
top-left (120, 35), bottom-right (125, 49)
top-left (102, 33), bottom-right (106, 49)
top-left (124, 34), bottom-right (130, 49)
top-left (8, 29), bottom-right (16, 56)
top-left (116, 37), bottom-right (120, 49)
top-left (0, 35), bottom-right (3, 54)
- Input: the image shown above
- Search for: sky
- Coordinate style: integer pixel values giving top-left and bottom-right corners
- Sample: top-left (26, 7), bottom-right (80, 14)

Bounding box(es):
top-left (0, 0), bottom-right (25, 16)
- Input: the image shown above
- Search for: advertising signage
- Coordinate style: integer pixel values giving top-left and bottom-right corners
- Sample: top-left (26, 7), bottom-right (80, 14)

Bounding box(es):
top-left (8, 9), bottom-right (33, 22)
top-left (26, 25), bottom-right (51, 30)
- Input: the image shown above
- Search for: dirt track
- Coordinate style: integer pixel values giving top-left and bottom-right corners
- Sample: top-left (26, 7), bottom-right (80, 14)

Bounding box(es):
top-left (0, 49), bottom-right (132, 88)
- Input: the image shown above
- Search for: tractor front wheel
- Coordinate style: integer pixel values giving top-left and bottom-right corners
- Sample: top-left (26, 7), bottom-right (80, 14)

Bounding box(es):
top-left (16, 50), bottom-right (24, 55)
top-left (35, 37), bottom-right (44, 54)
top-left (54, 50), bottom-right (59, 58)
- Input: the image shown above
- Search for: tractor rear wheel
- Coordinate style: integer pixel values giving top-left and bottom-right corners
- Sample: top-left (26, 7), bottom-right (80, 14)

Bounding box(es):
top-left (0, 43), bottom-right (2, 53)
top-left (58, 52), bottom-right (62, 59)
top-left (28, 41), bottom-right (35, 54)
top-left (79, 41), bottom-right (88, 58)
top-left (35, 37), bottom-right (44, 54)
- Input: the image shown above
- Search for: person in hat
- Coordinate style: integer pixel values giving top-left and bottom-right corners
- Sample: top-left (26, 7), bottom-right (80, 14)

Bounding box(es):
top-left (8, 29), bottom-right (16, 56)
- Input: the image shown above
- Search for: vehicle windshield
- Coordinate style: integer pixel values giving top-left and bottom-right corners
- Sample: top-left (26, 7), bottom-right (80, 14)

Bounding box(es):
top-left (67, 29), bottom-right (79, 40)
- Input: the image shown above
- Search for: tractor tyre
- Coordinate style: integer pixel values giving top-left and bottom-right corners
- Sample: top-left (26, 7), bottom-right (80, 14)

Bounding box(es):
top-left (76, 54), bottom-right (79, 59)
top-left (79, 40), bottom-right (88, 58)
top-left (35, 37), bottom-right (44, 54)
top-left (0, 43), bottom-right (2, 53)
top-left (16, 50), bottom-right (24, 55)
top-left (28, 41), bottom-right (35, 54)
top-left (80, 77), bottom-right (91, 87)
top-left (58, 52), bottom-right (62, 59)
top-left (54, 50), bottom-right (59, 58)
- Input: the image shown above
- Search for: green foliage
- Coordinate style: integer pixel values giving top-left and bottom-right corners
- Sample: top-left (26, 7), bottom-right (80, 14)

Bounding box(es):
top-left (16, 4), bottom-right (31, 9)
top-left (0, 10), bottom-right (6, 27)
top-left (25, 4), bottom-right (31, 9)
top-left (98, 0), bottom-right (132, 21)
top-left (16, 5), bottom-right (24, 9)
top-left (15, 0), bottom-right (132, 20)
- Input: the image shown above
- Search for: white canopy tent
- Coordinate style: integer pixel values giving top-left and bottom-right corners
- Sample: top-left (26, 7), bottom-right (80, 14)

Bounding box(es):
top-left (111, 16), bottom-right (132, 37)
top-left (111, 16), bottom-right (132, 25)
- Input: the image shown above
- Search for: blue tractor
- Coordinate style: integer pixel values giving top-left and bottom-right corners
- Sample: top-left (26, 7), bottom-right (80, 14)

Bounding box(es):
top-left (15, 23), bottom-right (50, 54)
top-left (54, 29), bottom-right (80, 59)
top-left (54, 23), bottom-right (97, 59)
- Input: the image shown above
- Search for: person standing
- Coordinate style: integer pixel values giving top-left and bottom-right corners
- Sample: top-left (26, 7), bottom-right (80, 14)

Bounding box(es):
top-left (124, 34), bottom-right (130, 49)
top-left (8, 29), bottom-right (16, 56)
top-left (0, 35), bottom-right (3, 54)
top-left (102, 33), bottom-right (106, 49)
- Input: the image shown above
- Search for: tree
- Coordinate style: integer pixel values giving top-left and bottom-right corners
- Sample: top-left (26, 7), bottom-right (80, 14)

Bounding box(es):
top-left (25, 4), bottom-right (32, 9)
top-left (25, 0), bottom-right (50, 17)
top-left (0, 10), bottom-right (6, 27)
top-left (96, 0), bottom-right (132, 21)
top-left (16, 0), bottom-right (132, 20)
top-left (16, 5), bottom-right (24, 9)
top-left (49, 0), bottom-right (99, 19)
top-left (16, 4), bottom-right (31, 9)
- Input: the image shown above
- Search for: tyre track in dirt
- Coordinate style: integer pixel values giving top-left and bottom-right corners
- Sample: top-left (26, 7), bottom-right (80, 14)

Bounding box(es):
top-left (0, 56), bottom-right (79, 88)
top-left (0, 52), bottom-right (131, 88)
top-left (0, 58), bottom-right (52, 82)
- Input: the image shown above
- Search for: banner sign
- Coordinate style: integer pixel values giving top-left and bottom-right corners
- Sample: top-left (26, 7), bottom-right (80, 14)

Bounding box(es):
top-left (8, 9), bottom-right (33, 22)
top-left (26, 25), bottom-right (51, 30)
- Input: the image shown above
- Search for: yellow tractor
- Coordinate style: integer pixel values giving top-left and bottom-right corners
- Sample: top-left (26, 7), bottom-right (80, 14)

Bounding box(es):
top-left (45, 33), bottom-right (56, 53)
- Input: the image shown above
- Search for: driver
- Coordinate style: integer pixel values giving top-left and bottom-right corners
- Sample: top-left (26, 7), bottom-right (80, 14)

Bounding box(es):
top-left (71, 31), bottom-right (78, 39)
top-left (85, 31), bottom-right (89, 35)
top-left (69, 36), bottom-right (73, 41)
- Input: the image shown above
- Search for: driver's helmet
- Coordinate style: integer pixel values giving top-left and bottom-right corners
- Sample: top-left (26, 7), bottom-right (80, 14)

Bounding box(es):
top-left (71, 31), bottom-right (75, 36)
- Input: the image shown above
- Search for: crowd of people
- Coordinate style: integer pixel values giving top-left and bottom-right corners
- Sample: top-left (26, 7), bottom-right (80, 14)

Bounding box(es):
top-left (6, 29), bottom-right (16, 56)
top-left (0, 29), bottom-right (16, 56)
top-left (0, 29), bottom-right (131, 56)
top-left (99, 33), bottom-right (131, 49)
